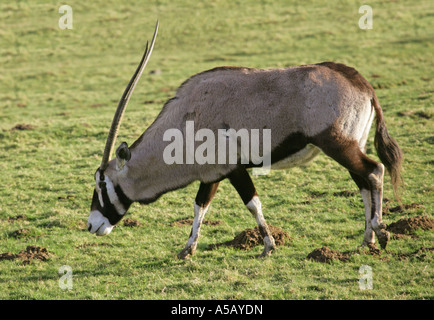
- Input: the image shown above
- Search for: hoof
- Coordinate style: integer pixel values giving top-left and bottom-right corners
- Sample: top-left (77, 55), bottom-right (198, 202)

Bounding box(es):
top-left (177, 246), bottom-right (194, 260)
top-left (257, 245), bottom-right (275, 258)
top-left (360, 239), bottom-right (375, 248)
top-left (257, 235), bottom-right (276, 258)
top-left (257, 251), bottom-right (271, 258)
top-left (378, 222), bottom-right (387, 230)
top-left (377, 230), bottom-right (390, 250)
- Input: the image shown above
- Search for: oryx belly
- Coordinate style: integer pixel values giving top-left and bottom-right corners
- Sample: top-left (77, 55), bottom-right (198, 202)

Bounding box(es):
top-left (271, 144), bottom-right (321, 169)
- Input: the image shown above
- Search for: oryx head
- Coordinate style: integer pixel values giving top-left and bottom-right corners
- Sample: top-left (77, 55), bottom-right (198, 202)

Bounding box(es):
top-left (88, 21), bottom-right (158, 236)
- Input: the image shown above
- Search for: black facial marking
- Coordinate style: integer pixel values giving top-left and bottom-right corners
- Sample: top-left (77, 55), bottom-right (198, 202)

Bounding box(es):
top-left (115, 185), bottom-right (133, 208)
top-left (101, 186), bottom-right (123, 225)
top-left (90, 182), bottom-right (133, 226)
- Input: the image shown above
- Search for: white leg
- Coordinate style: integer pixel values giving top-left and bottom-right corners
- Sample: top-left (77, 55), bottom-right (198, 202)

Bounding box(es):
top-left (246, 196), bottom-right (275, 257)
top-left (360, 189), bottom-right (375, 246)
top-left (177, 202), bottom-right (209, 259)
top-left (368, 163), bottom-right (390, 249)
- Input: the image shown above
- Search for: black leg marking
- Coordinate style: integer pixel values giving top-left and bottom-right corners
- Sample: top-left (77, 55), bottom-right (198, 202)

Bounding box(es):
top-left (195, 182), bottom-right (220, 207)
top-left (227, 166), bottom-right (275, 257)
top-left (227, 167), bottom-right (257, 205)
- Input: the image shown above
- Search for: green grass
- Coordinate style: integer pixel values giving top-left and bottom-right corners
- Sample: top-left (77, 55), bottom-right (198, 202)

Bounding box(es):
top-left (0, 0), bottom-right (433, 300)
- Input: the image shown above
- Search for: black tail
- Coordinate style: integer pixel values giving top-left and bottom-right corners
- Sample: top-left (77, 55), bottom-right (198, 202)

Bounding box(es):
top-left (372, 95), bottom-right (404, 201)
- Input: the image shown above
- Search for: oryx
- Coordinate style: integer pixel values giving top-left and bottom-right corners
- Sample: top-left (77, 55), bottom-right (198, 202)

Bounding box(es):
top-left (87, 22), bottom-right (403, 259)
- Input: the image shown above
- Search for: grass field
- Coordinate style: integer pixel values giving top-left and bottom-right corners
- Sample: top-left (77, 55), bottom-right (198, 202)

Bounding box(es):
top-left (0, 0), bottom-right (433, 300)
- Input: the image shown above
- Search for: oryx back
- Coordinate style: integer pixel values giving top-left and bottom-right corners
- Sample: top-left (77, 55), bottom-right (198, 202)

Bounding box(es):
top-left (134, 62), bottom-right (376, 178)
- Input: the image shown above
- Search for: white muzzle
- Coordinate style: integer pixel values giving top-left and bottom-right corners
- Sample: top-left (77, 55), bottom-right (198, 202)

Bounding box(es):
top-left (88, 210), bottom-right (114, 236)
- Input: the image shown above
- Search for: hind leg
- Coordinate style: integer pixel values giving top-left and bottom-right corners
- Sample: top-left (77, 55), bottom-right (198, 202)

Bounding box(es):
top-left (350, 172), bottom-right (375, 246)
top-left (317, 137), bottom-right (390, 249)
top-left (366, 163), bottom-right (389, 249)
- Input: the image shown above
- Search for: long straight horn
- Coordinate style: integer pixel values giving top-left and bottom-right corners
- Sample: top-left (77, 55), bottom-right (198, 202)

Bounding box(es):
top-left (100, 20), bottom-right (159, 172)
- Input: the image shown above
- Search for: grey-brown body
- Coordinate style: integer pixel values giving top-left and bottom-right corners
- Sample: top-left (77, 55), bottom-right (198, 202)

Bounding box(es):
top-left (122, 64), bottom-right (373, 199)
top-left (88, 41), bottom-right (403, 260)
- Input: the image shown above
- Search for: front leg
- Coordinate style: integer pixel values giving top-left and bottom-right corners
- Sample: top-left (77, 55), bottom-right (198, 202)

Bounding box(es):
top-left (177, 182), bottom-right (219, 259)
top-left (246, 195), bottom-right (276, 257)
top-left (228, 167), bottom-right (276, 258)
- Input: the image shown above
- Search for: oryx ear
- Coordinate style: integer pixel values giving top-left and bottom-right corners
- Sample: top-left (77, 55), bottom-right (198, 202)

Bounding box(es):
top-left (116, 142), bottom-right (131, 171)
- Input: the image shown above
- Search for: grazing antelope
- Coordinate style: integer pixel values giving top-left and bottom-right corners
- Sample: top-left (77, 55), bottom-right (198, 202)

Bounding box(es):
top-left (87, 22), bottom-right (403, 259)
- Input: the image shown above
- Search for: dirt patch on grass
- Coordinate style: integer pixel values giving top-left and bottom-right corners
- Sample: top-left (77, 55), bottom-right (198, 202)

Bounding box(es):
top-left (170, 218), bottom-right (224, 227)
top-left (397, 110), bottom-right (431, 119)
top-left (7, 215), bottom-right (27, 222)
top-left (75, 242), bottom-right (113, 249)
top-left (9, 123), bottom-right (36, 131)
top-left (0, 252), bottom-right (17, 261)
top-left (0, 246), bottom-right (52, 264)
top-left (382, 201), bottom-right (424, 215)
top-left (9, 228), bottom-right (31, 239)
top-left (387, 216), bottom-right (433, 236)
top-left (209, 225), bottom-right (291, 250)
top-left (333, 190), bottom-right (358, 197)
top-left (307, 246), bottom-right (350, 263)
top-left (309, 191), bottom-right (328, 198)
top-left (307, 244), bottom-right (382, 263)
top-left (388, 203), bottom-right (424, 213)
top-left (57, 195), bottom-right (76, 200)
top-left (20, 246), bottom-right (51, 263)
top-left (391, 233), bottom-right (417, 240)
top-left (396, 247), bottom-right (434, 261)
top-left (123, 218), bottom-right (142, 227)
